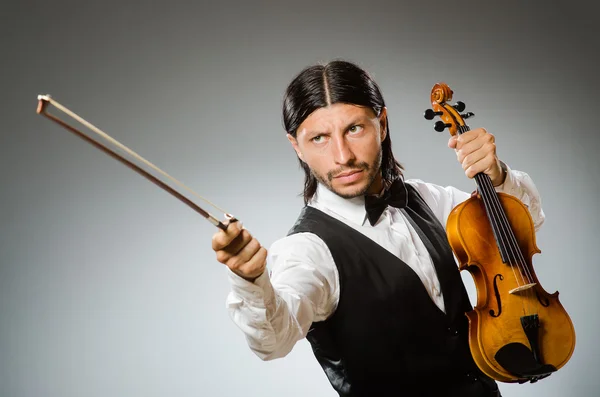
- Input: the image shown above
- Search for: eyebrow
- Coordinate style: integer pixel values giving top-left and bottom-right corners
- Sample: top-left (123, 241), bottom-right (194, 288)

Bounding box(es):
top-left (305, 117), bottom-right (367, 138)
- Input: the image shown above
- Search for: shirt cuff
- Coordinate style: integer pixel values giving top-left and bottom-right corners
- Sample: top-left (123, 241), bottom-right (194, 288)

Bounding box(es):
top-left (226, 267), bottom-right (272, 307)
top-left (494, 161), bottom-right (516, 193)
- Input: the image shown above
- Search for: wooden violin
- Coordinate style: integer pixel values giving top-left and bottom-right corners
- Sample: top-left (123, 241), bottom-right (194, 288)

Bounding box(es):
top-left (424, 83), bottom-right (576, 383)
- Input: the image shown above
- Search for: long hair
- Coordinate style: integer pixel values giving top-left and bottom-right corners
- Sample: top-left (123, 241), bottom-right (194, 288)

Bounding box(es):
top-left (282, 60), bottom-right (403, 204)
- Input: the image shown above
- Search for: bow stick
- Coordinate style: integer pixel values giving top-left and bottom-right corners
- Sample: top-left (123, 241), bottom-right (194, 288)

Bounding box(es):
top-left (36, 94), bottom-right (236, 231)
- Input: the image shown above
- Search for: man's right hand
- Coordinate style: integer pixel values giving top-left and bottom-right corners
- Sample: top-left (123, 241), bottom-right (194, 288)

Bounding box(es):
top-left (212, 220), bottom-right (267, 282)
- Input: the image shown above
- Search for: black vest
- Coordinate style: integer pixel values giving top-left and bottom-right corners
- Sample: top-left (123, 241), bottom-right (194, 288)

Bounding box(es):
top-left (287, 184), bottom-right (499, 397)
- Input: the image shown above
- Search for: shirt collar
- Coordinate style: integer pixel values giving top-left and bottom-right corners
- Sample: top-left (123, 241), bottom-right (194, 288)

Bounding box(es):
top-left (309, 182), bottom-right (370, 226)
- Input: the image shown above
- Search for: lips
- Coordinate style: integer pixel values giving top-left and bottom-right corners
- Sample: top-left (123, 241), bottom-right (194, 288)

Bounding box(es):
top-left (335, 170), bottom-right (362, 178)
top-left (333, 169), bottom-right (364, 183)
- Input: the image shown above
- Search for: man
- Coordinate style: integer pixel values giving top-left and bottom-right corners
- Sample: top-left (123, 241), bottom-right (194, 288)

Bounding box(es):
top-left (211, 60), bottom-right (544, 396)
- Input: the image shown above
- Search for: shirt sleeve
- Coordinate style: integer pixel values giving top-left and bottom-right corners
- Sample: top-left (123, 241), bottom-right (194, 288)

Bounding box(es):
top-left (406, 163), bottom-right (545, 231)
top-left (225, 231), bottom-right (339, 361)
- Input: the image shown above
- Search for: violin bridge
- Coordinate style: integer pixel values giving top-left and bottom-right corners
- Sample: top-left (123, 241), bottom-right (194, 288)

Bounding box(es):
top-left (509, 283), bottom-right (537, 294)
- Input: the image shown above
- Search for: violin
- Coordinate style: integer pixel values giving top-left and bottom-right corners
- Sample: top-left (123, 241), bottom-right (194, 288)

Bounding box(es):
top-left (424, 83), bottom-right (576, 383)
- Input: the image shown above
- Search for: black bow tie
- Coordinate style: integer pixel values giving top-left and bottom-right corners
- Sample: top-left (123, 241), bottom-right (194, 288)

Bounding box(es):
top-left (364, 178), bottom-right (408, 226)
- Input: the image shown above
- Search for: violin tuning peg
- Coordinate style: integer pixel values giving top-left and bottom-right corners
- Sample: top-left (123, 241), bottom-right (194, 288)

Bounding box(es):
top-left (460, 112), bottom-right (475, 119)
top-left (434, 121), bottom-right (451, 132)
top-left (424, 109), bottom-right (443, 120)
top-left (453, 101), bottom-right (466, 112)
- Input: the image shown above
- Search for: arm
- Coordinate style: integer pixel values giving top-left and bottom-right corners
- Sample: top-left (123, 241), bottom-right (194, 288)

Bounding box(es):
top-left (214, 223), bottom-right (339, 361)
top-left (407, 163), bottom-right (545, 232)
top-left (438, 127), bottom-right (545, 230)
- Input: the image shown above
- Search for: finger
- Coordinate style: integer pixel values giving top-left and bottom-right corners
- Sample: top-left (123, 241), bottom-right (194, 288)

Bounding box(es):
top-left (457, 132), bottom-right (495, 163)
top-left (455, 127), bottom-right (488, 150)
top-left (235, 246), bottom-right (268, 279)
top-left (456, 138), bottom-right (485, 164)
top-left (462, 150), bottom-right (487, 176)
top-left (211, 220), bottom-right (244, 251)
top-left (470, 127), bottom-right (490, 138)
top-left (215, 229), bottom-right (253, 264)
top-left (226, 237), bottom-right (262, 271)
top-left (448, 135), bottom-right (458, 149)
top-left (225, 229), bottom-right (254, 256)
top-left (456, 141), bottom-right (496, 168)
top-left (464, 154), bottom-right (498, 179)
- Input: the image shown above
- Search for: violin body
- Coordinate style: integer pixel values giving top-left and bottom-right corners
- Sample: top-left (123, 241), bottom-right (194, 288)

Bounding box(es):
top-left (447, 192), bottom-right (576, 382)
top-left (424, 82), bottom-right (576, 383)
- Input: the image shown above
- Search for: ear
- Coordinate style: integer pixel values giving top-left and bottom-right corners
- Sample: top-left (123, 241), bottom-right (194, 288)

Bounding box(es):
top-left (378, 107), bottom-right (388, 141)
top-left (287, 133), bottom-right (304, 161)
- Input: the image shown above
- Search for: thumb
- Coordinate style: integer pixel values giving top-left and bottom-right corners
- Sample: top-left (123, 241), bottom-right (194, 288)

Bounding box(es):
top-left (448, 135), bottom-right (458, 149)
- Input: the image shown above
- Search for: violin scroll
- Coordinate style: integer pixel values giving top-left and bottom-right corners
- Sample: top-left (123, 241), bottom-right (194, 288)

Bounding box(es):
top-left (423, 82), bottom-right (474, 135)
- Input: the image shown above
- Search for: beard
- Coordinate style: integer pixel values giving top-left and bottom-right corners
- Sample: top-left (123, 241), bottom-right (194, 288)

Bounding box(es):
top-left (310, 149), bottom-right (383, 199)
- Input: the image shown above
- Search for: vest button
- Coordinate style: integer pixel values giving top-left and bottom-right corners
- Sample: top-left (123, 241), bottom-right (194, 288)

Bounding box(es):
top-left (447, 327), bottom-right (459, 335)
top-left (466, 371), bottom-right (479, 383)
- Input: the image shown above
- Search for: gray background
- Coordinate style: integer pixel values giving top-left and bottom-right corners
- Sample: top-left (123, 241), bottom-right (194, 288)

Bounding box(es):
top-left (2, 0), bottom-right (598, 396)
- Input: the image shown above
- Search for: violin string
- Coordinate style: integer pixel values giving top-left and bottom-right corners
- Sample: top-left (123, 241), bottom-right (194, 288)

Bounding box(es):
top-left (40, 96), bottom-right (231, 216)
top-left (478, 159), bottom-right (535, 315)
top-left (478, 172), bottom-right (533, 315)
top-left (476, 172), bottom-right (528, 287)
top-left (480, 171), bottom-right (536, 313)
top-left (457, 126), bottom-right (527, 297)
top-left (481, 173), bottom-right (535, 283)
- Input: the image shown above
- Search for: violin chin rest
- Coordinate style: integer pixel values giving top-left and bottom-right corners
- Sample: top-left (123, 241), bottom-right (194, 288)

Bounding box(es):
top-left (494, 342), bottom-right (557, 383)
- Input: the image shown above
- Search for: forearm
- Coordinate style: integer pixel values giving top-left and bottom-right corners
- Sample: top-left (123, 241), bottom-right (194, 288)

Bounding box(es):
top-left (225, 239), bottom-right (336, 361)
top-left (225, 270), bottom-right (311, 360)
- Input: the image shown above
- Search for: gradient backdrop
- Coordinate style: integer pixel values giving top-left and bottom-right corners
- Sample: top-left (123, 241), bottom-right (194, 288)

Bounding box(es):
top-left (2, 1), bottom-right (598, 396)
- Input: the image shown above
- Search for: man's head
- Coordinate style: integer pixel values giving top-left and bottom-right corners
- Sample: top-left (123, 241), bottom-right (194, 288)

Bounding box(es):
top-left (283, 60), bottom-right (403, 204)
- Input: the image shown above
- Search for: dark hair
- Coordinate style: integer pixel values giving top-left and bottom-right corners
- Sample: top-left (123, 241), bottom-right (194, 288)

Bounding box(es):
top-left (282, 59), bottom-right (403, 204)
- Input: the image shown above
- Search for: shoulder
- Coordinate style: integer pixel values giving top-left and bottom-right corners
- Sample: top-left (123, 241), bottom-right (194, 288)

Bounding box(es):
top-left (406, 178), bottom-right (468, 206)
top-left (405, 178), bottom-right (471, 226)
top-left (268, 232), bottom-right (340, 309)
top-left (268, 231), bottom-right (335, 274)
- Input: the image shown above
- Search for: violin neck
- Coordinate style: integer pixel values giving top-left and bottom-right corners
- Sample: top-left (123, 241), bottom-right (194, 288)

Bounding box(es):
top-left (457, 126), bottom-right (515, 263)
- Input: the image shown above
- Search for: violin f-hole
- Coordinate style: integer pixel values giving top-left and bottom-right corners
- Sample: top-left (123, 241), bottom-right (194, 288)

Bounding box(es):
top-left (489, 274), bottom-right (504, 318)
top-left (535, 290), bottom-right (550, 307)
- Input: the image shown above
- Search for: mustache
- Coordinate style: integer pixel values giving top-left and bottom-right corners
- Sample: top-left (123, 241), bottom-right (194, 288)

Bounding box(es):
top-left (327, 161), bottom-right (370, 182)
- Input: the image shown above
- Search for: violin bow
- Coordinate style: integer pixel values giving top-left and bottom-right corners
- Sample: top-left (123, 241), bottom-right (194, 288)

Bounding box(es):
top-left (36, 94), bottom-right (236, 231)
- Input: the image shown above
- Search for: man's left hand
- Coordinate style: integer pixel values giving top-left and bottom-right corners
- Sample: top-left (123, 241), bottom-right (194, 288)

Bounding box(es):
top-left (448, 127), bottom-right (506, 186)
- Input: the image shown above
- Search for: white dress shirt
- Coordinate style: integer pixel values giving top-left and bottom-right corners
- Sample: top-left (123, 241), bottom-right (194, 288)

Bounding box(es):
top-left (225, 165), bottom-right (545, 361)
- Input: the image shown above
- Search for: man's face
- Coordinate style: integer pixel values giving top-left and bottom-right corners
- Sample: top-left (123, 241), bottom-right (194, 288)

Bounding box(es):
top-left (288, 103), bottom-right (387, 198)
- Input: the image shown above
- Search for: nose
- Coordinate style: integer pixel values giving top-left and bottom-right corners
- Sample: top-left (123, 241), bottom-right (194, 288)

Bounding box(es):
top-left (331, 135), bottom-right (356, 165)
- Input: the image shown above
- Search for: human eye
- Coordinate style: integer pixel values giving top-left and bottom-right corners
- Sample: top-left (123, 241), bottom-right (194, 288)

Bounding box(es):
top-left (348, 125), bottom-right (364, 134)
top-left (311, 135), bottom-right (325, 143)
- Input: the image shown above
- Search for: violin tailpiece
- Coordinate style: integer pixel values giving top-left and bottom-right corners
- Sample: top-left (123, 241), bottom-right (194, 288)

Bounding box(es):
top-left (493, 315), bottom-right (557, 383)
